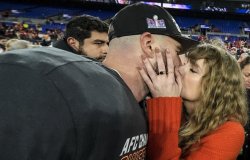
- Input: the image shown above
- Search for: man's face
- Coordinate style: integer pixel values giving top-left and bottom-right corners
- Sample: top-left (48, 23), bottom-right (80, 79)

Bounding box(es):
top-left (242, 64), bottom-right (250, 89)
top-left (79, 31), bottom-right (109, 62)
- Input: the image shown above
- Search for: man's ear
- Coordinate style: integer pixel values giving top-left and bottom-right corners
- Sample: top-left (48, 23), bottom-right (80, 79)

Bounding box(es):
top-left (66, 37), bottom-right (79, 51)
top-left (140, 32), bottom-right (154, 58)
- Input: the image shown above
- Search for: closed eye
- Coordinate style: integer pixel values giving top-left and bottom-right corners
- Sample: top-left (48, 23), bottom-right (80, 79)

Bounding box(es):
top-left (93, 40), bottom-right (108, 46)
top-left (190, 68), bottom-right (197, 73)
top-left (244, 74), bottom-right (250, 77)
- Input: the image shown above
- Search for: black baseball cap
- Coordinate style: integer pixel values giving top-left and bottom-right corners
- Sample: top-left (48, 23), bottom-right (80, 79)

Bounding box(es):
top-left (108, 3), bottom-right (198, 53)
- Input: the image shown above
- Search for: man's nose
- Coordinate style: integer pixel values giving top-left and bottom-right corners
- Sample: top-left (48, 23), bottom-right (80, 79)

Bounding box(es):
top-left (102, 44), bottom-right (109, 54)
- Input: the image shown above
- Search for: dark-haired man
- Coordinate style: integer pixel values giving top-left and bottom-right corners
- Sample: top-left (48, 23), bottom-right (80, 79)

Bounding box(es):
top-left (53, 15), bottom-right (109, 61)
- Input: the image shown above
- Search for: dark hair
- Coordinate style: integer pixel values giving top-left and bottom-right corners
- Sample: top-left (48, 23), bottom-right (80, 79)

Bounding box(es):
top-left (240, 55), bottom-right (250, 69)
top-left (64, 15), bottom-right (108, 43)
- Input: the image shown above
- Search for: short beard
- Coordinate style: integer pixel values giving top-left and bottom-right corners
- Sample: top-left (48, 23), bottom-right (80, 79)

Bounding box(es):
top-left (78, 44), bottom-right (106, 62)
top-left (78, 44), bottom-right (88, 56)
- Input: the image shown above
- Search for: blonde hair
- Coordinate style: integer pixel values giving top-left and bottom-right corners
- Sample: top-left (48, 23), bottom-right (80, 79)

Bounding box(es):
top-left (209, 37), bottom-right (226, 50)
top-left (6, 39), bottom-right (32, 51)
top-left (179, 43), bottom-right (248, 157)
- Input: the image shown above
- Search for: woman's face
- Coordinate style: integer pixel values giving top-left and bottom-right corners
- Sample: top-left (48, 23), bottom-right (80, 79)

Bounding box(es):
top-left (242, 64), bottom-right (250, 89)
top-left (179, 58), bottom-right (206, 114)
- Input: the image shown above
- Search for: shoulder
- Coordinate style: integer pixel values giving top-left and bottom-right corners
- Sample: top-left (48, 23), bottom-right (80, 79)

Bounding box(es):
top-left (203, 121), bottom-right (244, 142)
top-left (0, 47), bottom-right (95, 74)
top-left (201, 121), bottom-right (245, 152)
top-left (188, 121), bottom-right (245, 159)
top-left (216, 121), bottom-right (245, 136)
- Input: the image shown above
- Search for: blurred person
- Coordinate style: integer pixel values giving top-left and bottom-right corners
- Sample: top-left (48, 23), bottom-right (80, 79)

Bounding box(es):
top-left (0, 43), bottom-right (5, 53)
top-left (0, 36), bottom-right (7, 53)
top-left (240, 56), bottom-right (250, 103)
top-left (0, 3), bottom-right (197, 160)
top-left (238, 52), bottom-right (249, 63)
top-left (230, 46), bottom-right (238, 59)
top-left (5, 39), bottom-right (36, 51)
top-left (53, 15), bottom-right (109, 62)
top-left (40, 34), bottom-right (52, 46)
top-left (239, 56), bottom-right (250, 160)
top-left (139, 43), bottom-right (248, 160)
top-left (0, 36), bottom-right (9, 46)
top-left (209, 37), bottom-right (227, 50)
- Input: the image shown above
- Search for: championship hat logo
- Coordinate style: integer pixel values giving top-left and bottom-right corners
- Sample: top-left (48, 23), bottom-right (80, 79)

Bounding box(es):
top-left (146, 15), bottom-right (166, 29)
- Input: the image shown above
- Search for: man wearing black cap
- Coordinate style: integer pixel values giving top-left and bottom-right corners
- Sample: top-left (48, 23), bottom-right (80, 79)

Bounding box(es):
top-left (0, 3), bottom-right (197, 160)
top-left (103, 2), bottom-right (197, 101)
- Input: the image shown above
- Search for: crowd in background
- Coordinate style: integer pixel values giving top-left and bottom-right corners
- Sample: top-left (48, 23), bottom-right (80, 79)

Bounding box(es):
top-left (2, 20), bottom-right (250, 63)
top-left (0, 22), bottom-right (64, 49)
top-left (0, 2), bottom-right (250, 160)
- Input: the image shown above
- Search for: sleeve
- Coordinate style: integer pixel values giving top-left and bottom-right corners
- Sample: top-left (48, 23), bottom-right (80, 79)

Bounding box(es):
top-left (185, 122), bottom-right (245, 160)
top-left (147, 96), bottom-right (245, 160)
top-left (146, 97), bottom-right (182, 160)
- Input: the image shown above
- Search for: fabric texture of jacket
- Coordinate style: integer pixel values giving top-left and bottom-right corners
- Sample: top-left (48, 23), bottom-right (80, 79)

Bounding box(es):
top-left (53, 39), bottom-right (79, 55)
top-left (0, 47), bottom-right (148, 160)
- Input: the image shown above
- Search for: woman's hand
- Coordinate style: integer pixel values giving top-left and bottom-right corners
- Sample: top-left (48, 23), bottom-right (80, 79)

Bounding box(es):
top-left (139, 48), bottom-right (182, 98)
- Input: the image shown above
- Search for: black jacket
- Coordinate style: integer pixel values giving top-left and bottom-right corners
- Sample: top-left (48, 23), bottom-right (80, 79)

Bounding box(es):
top-left (0, 47), bottom-right (148, 160)
top-left (53, 39), bottom-right (79, 55)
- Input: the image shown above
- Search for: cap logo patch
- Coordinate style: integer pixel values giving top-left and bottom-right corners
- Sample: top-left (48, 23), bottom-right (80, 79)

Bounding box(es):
top-left (146, 15), bottom-right (166, 29)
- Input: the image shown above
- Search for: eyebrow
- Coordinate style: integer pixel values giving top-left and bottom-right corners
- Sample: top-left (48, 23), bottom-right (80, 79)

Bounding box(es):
top-left (93, 39), bottom-right (109, 44)
top-left (93, 39), bottom-right (106, 42)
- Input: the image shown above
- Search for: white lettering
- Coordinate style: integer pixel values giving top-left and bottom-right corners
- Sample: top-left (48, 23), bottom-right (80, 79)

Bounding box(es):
top-left (139, 134), bottom-right (148, 148)
top-left (120, 134), bottom-right (148, 157)
top-left (127, 136), bottom-right (136, 153)
top-left (120, 138), bottom-right (130, 156)
top-left (132, 136), bottom-right (139, 151)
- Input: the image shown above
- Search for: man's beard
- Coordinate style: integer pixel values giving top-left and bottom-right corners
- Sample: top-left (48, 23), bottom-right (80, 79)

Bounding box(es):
top-left (77, 45), bottom-right (88, 56)
top-left (96, 55), bottom-right (107, 62)
top-left (78, 45), bottom-right (106, 62)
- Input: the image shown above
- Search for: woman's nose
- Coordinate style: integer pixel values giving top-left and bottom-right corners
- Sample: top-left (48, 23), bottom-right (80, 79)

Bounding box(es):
top-left (179, 54), bottom-right (188, 66)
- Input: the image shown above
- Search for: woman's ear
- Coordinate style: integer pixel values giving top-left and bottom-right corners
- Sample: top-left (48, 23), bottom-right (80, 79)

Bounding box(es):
top-left (140, 32), bottom-right (154, 58)
top-left (66, 37), bottom-right (79, 51)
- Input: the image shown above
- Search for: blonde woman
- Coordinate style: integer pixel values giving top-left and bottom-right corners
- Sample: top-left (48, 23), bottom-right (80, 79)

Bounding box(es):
top-left (139, 44), bottom-right (248, 160)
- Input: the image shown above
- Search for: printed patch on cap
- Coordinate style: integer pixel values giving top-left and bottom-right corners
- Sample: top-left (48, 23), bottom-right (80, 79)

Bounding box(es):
top-left (146, 15), bottom-right (166, 29)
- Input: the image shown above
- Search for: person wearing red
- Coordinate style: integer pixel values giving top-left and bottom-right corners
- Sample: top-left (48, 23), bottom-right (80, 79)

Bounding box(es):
top-left (139, 43), bottom-right (248, 160)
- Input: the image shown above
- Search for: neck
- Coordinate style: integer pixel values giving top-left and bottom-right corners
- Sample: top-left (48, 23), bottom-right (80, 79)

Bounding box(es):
top-left (103, 55), bottom-right (148, 102)
top-left (182, 99), bottom-right (199, 116)
top-left (120, 69), bottom-right (148, 102)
